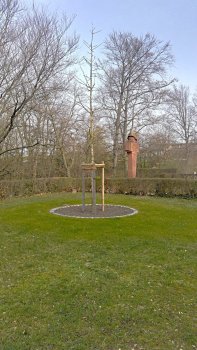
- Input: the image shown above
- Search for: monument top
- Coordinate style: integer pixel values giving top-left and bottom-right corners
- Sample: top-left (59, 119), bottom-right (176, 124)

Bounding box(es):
top-left (127, 129), bottom-right (138, 141)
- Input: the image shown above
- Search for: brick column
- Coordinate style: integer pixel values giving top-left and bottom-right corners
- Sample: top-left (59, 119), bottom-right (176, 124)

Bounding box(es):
top-left (125, 131), bottom-right (139, 178)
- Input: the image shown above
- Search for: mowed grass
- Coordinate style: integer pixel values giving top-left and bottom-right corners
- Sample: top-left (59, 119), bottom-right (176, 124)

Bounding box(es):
top-left (0, 193), bottom-right (197, 350)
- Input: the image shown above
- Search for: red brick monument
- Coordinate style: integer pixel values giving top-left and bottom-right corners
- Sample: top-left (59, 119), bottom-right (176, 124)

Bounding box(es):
top-left (125, 130), bottom-right (139, 178)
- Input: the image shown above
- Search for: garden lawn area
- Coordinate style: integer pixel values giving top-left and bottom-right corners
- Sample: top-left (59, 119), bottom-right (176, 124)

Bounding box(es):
top-left (0, 193), bottom-right (197, 350)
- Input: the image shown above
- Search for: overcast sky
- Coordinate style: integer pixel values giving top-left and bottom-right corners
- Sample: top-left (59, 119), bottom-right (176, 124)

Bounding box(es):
top-left (28, 0), bottom-right (197, 92)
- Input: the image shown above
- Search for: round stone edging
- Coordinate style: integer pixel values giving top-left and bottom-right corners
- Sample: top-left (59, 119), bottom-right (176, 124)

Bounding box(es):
top-left (50, 204), bottom-right (138, 219)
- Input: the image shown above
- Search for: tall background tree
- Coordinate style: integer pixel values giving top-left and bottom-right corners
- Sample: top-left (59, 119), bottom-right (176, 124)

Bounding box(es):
top-left (163, 84), bottom-right (197, 172)
top-left (98, 31), bottom-right (174, 175)
top-left (0, 0), bottom-right (78, 177)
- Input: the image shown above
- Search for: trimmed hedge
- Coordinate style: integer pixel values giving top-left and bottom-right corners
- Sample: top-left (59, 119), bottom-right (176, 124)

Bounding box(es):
top-left (0, 177), bottom-right (197, 199)
top-left (0, 178), bottom-right (83, 199)
top-left (104, 178), bottom-right (197, 198)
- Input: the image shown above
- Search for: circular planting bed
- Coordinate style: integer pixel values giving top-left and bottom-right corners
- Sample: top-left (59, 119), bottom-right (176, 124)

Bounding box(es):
top-left (50, 204), bottom-right (138, 219)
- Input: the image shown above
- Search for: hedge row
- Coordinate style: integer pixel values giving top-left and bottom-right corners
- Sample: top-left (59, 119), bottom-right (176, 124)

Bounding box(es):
top-left (104, 178), bottom-right (197, 198)
top-left (0, 177), bottom-right (83, 199)
top-left (0, 177), bottom-right (196, 199)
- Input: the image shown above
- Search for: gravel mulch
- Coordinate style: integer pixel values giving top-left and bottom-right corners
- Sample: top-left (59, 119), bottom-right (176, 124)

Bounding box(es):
top-left (50, 204), bottom-right (138, 218)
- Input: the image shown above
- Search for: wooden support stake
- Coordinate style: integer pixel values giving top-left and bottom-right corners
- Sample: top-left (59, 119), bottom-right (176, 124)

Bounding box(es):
top-left (82, 171), bottom-right (85, 212)
top-left (102, 161), bottom-right (104, 211)
top-left (81, 162), bottom-right (105, 214)
top-left (92, 169), bottom-right (96, 214)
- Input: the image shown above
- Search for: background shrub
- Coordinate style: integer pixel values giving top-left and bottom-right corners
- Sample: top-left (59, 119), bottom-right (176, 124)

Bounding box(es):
top-left (0, 177), bottom-right (196, 199)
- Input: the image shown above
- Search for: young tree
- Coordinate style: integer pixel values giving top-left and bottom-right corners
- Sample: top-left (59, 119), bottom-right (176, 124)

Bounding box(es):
top-left (79, 28), bottom-right (101, 163)
top-left (79, 28), bottom-right (101, 212)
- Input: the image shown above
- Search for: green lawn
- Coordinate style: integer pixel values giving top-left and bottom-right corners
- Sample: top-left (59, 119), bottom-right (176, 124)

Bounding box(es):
top-left (0, 193), bottom-right (197, 350)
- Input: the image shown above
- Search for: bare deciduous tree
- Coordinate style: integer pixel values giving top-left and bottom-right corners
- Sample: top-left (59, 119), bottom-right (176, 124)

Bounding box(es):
top-left (0, 0), bottom-right (78, 155)
top-left (164, 84), bottom-right (197, 169)
top-left (165, 85), bottom-right (196, 143)
top-left (99, 31), bottom-right (174, 175)
top-left (47, 84), bottom-right (82, 177)
top-left (79, 28), bottom-right (101, 163)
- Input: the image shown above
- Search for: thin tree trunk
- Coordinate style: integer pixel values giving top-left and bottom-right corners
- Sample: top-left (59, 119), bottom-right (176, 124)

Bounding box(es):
top-left (112, 94), bottom-right (123, 176)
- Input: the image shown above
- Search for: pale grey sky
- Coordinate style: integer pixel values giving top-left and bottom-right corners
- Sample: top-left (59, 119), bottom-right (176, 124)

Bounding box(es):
top-left (28, 0), bottom-right (197, 92)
